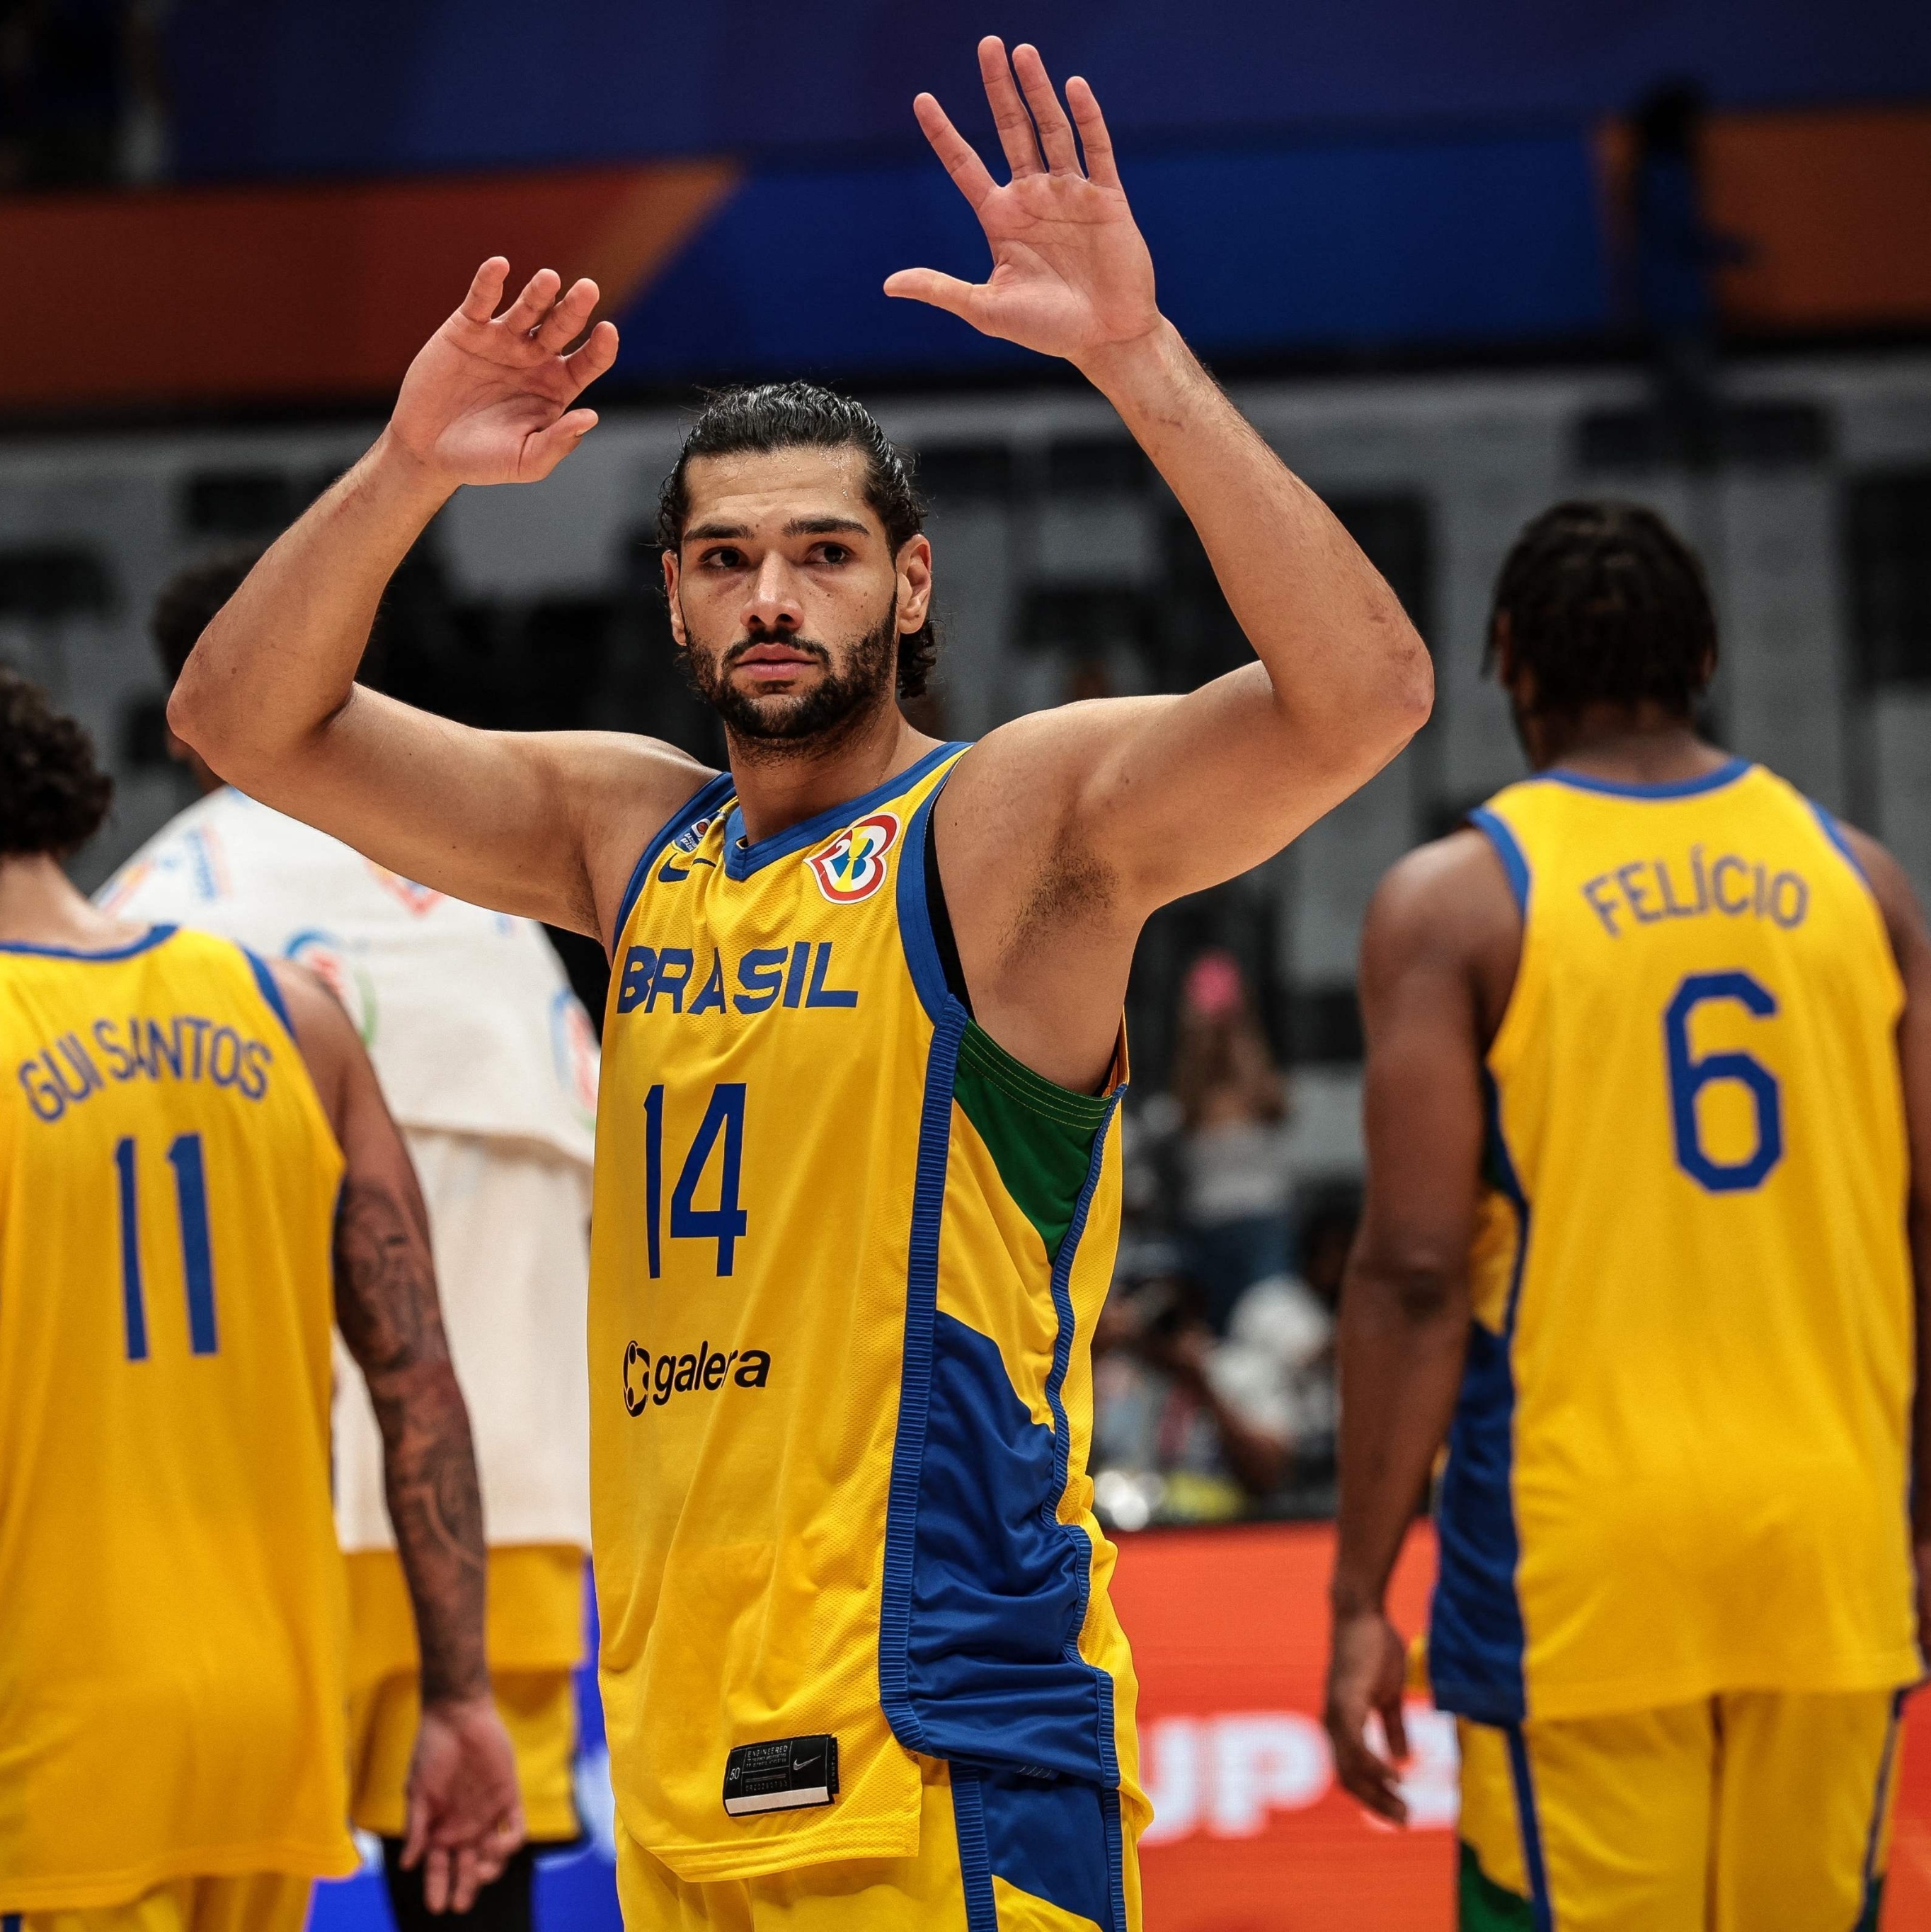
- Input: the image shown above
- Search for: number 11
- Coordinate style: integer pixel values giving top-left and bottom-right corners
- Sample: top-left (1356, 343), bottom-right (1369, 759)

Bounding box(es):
top-left (115, 1132), bottom-right (219, 1361)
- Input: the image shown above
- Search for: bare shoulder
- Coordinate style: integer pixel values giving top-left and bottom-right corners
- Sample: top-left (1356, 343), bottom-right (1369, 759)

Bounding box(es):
top-left (1835, 820), bottom-right (1931, 967)
top-left (263, 955), bottom-right (361, 1125)
top-left (551, 731), bottom-right (720, 943)
top-left (1361, 827), bottom-right (1523, 1044)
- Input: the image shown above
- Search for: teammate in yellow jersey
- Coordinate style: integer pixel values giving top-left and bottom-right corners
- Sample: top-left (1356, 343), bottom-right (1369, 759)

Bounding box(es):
top-left (1324, 502), bottom-right (1931, 1930)
top-left (166, 37), bottom-right (1431, 1929)
top-left (0, 672), bottom-right (523, 1931)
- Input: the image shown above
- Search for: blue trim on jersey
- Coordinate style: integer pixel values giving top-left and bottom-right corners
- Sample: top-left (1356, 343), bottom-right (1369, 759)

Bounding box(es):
top-left (1430, 1072), bottom-right (1532, 1725)
top-left (978, 1766), bottom-right (1127, 1932)
top-left (722, 740), bottom-right (968, 881)
top-left (0, 922), bottom-right (176, 961)
top-left (898, 771), bottom-right (954, 1024)
top-left (1810, 798), bottom-right (1876, 889)
top-left (878, 999), bottom-right (968, 1754)
top-left (609, 771), bottom-right (736, 950)
top-left (1861, 1691), bottom-right (1906, 1902)
top-left (1505, 1727), bottom-right (1556, 1932)
top-left (879, 1005), bottom-right (1129, 1793)
top-left (1468, 806), bottom-right (1530, 916)
top-left (239, 945), bottom-right (296, 1040)
top-left (1540, 755), bottom-right (1750, 800)
top-left (950, 1766), bottom-right (999, 1932)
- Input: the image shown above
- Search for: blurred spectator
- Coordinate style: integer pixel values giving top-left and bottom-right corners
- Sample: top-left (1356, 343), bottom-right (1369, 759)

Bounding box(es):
top-left (0, 0), bottom-right (170, 192)
top-left (1171, 949), bottom-right (1293, 1333)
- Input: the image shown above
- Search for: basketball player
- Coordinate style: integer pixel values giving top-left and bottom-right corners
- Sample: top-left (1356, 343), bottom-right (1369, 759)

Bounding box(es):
top-left (167, 39), bottom-right (1431, 1929)
top-left (0, 669), bottom-right (523, 1928)
top-left (1324, 502), bottom-right (1928, 1928)
top-left (104, 554), bottom-right (599, 1932)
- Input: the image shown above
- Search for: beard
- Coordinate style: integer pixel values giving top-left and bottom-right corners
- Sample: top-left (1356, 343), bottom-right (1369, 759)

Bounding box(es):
top-left (682, 603), bottom-right (900, 759)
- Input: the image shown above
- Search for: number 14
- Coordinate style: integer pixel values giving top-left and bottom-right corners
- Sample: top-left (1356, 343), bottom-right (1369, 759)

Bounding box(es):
top-left (643, 1083), bottom-right (747, 1277)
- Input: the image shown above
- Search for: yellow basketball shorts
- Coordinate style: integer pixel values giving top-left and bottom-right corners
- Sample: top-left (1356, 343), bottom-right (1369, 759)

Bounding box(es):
top-left (344, 1544), bottom-right (585, 1844)
top-left (1457, 1689), bottom-right (1908, 1931)
top-left (616, 1754), bottom-right (1142, 1931)
top-left (1, 1874), bottom-right (311, 1932)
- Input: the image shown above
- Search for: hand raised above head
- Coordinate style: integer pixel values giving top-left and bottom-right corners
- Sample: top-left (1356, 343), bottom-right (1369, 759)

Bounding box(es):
top-left (387, 258), bottom-right (621, 490)
top-left (885, 38), bottom-right (1161, 372)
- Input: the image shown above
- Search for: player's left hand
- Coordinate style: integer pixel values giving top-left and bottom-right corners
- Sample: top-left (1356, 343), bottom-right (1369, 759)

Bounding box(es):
top-left (886, 38), bottom-right (1160, 370)
top-left (402, 1694), bottom-right (527, 1914)
top-left (1324, 1606), bottom-right (1412, 1825)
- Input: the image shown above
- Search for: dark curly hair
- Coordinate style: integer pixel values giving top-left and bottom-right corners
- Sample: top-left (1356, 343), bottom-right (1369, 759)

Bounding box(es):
top-left (1488, 500), bottom-right (1717, 718)
top-left (150, 547), bottom-right (262, 686)
top-left (656, 382), bottom-right (937, 700)
top-left (0, 668), bottom-right (113, 857)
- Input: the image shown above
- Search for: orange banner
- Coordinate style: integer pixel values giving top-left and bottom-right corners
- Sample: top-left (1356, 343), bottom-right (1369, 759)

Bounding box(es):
top-left (1110, 1522), bottom-right (1931, 1928)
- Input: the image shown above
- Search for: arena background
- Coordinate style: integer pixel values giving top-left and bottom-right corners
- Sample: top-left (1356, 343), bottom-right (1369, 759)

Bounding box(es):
top-left (4, 3), bottom-right (1931, 1924)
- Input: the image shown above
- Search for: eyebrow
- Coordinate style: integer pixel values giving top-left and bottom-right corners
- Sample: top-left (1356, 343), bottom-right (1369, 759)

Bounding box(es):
top-left (683, 515), bottom-right (873, 544)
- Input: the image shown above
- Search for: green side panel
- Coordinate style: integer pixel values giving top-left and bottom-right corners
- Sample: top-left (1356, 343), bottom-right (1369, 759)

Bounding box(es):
top-left (1855, 1875), bottom-right (1884, 1932)
top-left (951, 1020), bottom-right (1110, 1265)
top-left (1458, 1841), bottom-right (1536, 1932)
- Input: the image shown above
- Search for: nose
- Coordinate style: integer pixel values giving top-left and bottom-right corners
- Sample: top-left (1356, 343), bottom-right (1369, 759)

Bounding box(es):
top-left (740, 553), bottom-right (805, 636)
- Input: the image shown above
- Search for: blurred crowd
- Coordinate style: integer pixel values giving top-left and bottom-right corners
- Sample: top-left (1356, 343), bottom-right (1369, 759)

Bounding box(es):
top-left (1091, 950), bottom-right (1356, 1532)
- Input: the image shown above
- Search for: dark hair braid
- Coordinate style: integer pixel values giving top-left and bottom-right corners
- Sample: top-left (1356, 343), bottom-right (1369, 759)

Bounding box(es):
top-left (0, 668), bottom-right (113, 857)
top-left (657, 382), bottom-right (937, 699)
top-left (1488, 500), bottom-right (1717, 718)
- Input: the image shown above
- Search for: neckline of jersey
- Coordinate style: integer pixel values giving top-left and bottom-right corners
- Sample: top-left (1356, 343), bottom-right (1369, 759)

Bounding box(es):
top-left (0, 922), bottom-right (177, 961)
top-left (1538, 756), bottom-right (1752, 800)
top-left (721, 740), bottom-right (970, 880)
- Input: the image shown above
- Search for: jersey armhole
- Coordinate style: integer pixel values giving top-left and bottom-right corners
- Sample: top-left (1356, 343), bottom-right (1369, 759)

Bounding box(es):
top-left (239, 944), bottom-right (297, 1042)
top-left (1808, 798), bottom-right (1876, 890)
top-left (609, 770), bottom-right (738, 952)
top-left (1467, 806), bottom-right (1531, 916)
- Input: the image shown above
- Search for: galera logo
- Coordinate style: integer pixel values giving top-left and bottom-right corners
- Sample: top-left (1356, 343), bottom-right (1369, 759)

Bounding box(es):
top-left (808, 812), bottom-right (900, 904)
top-left (624, 1338), bottom-right (772, 1415)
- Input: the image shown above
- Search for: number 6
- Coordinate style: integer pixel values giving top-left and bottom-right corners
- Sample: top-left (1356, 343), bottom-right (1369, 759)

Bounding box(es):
top-left (1663, 972), bottom-right (1784, 1193)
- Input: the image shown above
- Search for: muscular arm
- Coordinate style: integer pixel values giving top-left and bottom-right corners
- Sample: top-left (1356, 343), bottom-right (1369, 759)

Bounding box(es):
top-left (271, 961), bottom-right (522, 1907)
top-left (1840, 826), bottom-right (1931, 1657)
top-left (1322, 832), bottom-right (1518, 1822)
top-left (168, 265), bottom-right (708, 939)
top-left (893, 42), bottom-right (1431, 1086)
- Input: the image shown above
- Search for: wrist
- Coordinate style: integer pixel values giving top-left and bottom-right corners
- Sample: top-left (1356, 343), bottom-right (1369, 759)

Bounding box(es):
top-left (370, 423), bottom-right (463, 512)
top-left (420, 1664), bottom-right (493, 1710)
top-left (1329, 1575), bottom-right (1387, 1621)
top-left (1073, 315), bottom-right (1188, 404)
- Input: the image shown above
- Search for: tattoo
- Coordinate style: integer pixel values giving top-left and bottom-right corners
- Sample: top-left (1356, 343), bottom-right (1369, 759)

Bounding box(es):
top-left (335, 1175), bottom-right (489, 1706)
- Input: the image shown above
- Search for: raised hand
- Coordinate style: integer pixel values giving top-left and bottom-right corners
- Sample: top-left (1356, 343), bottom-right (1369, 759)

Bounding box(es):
top-left (886, 39), bottom-right (1159, 369)
top-left (388, 260), bottom-right (621, 488)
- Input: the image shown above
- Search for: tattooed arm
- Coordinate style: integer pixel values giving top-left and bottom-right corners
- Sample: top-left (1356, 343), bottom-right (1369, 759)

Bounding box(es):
top-left (270, 960), bottom-right (524, 1913)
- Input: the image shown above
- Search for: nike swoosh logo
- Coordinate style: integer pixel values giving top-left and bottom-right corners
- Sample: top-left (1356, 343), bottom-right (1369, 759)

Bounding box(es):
top-left (657, 856), bottom-right (718, 882)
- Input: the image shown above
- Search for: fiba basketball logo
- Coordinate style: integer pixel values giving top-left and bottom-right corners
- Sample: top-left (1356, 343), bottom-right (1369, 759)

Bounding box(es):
top-left (808, 812), bottom-right (900, 904)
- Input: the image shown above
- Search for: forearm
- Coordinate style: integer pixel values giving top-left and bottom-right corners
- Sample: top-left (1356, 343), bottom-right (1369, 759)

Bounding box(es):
top-left (334, 1171), bottom-right (490, 1706)
top-left (169, 431), bottom-right (451, 781)
top-left (372, 1359), bottom-right (492, 1705)
top-left (1080, 322), bottom-right (1431, 744)
top-left (1330, 1263), bottom-right (1469, 1616)
top-left (1913, 1207), bottom-right (1931, 1548)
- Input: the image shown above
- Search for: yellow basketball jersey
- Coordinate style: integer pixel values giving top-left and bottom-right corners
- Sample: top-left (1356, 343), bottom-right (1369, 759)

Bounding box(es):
top-left (0, 926), bottom-right (353, 1911)
top-left (1431, 759), bottom-right (1920, 1726)
top-left (590, 744), bottom-right (1145, 1886)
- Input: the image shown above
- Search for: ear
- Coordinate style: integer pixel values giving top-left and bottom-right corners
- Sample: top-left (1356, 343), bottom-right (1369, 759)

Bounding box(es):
top-left (894, 534), bottom-right (933, 634)
top-left (661, 547), bottom-right (688, 648)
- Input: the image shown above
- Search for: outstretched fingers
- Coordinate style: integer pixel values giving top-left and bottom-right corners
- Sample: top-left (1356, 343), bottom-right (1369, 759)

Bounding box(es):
top-left (1065, 75), bottom-right (1121, 190)
top-left (1012, 43), bottom-right (1079, 175)
top-left (882, 268), bottom-right (979, 321)
top-left (561, 318), bottom-right (621, 396)
top-left (459, 258), bottom-right (510, 323)
top-left (498, 267), bottom-right (562, 336)
top-left (912, 92), bottom-right (997, 209)
top-left (532, 276), bottom-right (601, 351)
top-left (977, 35), bottom-right (1043, 180)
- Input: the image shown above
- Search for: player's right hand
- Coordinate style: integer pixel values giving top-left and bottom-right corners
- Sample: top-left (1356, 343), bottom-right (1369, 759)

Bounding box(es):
top-left (402, 1692), bottom-right (527, 1913)
top-left (386, 259), bottom-right (620, 489)
top-left (1323, 1605), bottom-right (1412, 1824)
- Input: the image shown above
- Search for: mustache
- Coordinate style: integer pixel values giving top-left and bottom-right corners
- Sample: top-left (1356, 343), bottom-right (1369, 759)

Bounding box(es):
top-left (722, 633), bottom-right (831, 672)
